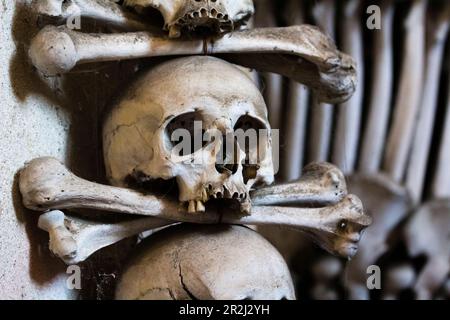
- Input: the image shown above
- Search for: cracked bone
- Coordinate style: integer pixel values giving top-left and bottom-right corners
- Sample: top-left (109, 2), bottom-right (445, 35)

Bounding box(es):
top-left (20, 157), bottom-right (371, 262)
top-left (251, 162), bottom-right (347, 206)
top-left (116, 224), bottom-right (295, 300)
top-left (28, 25), bottom-right (356, 103)
top-left (35, 0), bottom-right (150, 31)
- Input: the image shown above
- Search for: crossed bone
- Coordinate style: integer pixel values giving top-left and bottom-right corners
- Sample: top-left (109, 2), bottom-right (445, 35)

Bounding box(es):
top-left (30, 1), bottom-right (356, 104)
top-left (24, 1), bottom-right (368, 266)
top-left (19, 157), bottom-right (371, 264)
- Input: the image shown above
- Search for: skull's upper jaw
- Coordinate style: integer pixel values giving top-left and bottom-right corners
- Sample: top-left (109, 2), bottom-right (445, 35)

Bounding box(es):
top-left (124, 0), bottom-right (255, 38)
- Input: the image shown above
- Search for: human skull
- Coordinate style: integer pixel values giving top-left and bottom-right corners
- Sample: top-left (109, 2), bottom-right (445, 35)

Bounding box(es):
top-left (116, 224), bottom-right (295, 300)
top-left (103, 56), bottom-right (274, 213)
top-left (124, 0), bottom-right (254, 37)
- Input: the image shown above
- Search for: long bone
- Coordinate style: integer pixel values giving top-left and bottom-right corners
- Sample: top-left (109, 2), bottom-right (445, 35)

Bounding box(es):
top-left (35, 195), bottom-right (369, 265)
top-left (359, 0), bottom-right (394, 174)
top-left (345, 0), bottom-right (425, 300)
top-left (35, 0), bottom-right (150, 31)
top-left (253, 0), bottom-right (283, 131)
top-left (405, 5), bottom-right (450, 204)
top-left (28, 25), bottom-right (356, 103)
top-left (308, 0), bottom-right (335, 163)
top-left (20, 158), bottom-right (371, 262)
top-left (251, 162), bottom-right (347, 206)
top-left (20, 158), bottom-right (346, 212)
top-left (38, 210), bottom-right (173, 264)
top-left (383, 0), bottom-right (426, 183)
top-left (332, 0), bottom-right (364, 174)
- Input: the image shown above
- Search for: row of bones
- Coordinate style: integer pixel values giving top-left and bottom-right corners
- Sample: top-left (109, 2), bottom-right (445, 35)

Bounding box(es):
top-left (261, 0), bottom-right (449, 300)
top-left (22, 0), bottom-right (371, 265)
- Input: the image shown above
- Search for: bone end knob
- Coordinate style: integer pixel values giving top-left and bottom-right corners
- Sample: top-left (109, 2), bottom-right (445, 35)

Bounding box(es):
top-left (19, 157), bottom-right (69, 211)
top-left (29, 26), bottom-right (77, 76)
top-left (38, 210), bottom-right (78, 261)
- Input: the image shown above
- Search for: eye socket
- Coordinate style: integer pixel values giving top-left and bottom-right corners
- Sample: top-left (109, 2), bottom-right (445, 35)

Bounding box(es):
top-left (337, 220), bottom-right (348, 232)
top-left (234, 115), bottom-right (268, 165)
top-left (165, 112), bottom-right (207, 156)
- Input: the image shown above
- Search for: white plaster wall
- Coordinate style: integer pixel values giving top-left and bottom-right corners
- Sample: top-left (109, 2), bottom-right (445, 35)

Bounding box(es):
top-left (0, 0), bottom-right (76, 299)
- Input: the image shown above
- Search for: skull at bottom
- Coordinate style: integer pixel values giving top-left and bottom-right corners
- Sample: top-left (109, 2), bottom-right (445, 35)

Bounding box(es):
top-left (116, 224), bottom-right (295, 300)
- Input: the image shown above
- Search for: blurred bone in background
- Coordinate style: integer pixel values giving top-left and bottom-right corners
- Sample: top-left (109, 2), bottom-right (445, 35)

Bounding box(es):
top-left (254, 0), bottom-right (450, 300)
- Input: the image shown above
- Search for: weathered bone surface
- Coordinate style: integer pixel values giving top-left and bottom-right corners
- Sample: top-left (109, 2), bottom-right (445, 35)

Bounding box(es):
top-left (251, 162), bottom-right (347, 206)
top-left (35, 0), bottom-right (150, 31)
top-left (403, 200), bottom-right (450, 300)
top-left (103, 56), bottom-right (274, 214)
top-left (19, 157), bottom-right (179, 218)
top-left (37, 195), bottom-right (370, 262)
top-left (38, 210), bottom-right (173, 264)
top-left (124, 0), bottom-right (255, 38)
top-left (20, 157), bottom-right (370, 261)
top-left (28, 25), bottom-right (356, 103)
top-left (38, 210), bottom-right (78, 261)
top-left (20, 157), bottom-right (345, 214)
top-left (226, 195), bottom-right (370, 259)
top-left (116, 224), bottom-right (295, 300)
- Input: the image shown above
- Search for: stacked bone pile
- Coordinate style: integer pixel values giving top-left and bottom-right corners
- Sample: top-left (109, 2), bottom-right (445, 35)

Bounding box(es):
top-left (20, 0), bottom-right (370, 299)
top-left (253, 0), bottom-right (449, 300)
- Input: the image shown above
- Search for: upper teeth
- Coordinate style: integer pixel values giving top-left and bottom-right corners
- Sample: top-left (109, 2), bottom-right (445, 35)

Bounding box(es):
top-left (186, 186), bottom-right (250, 214)
top-left (188, 200), bottom-right (205, 214)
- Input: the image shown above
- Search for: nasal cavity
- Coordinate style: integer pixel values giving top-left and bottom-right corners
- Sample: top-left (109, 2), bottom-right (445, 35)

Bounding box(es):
top-left (215, 135), bottom-right (239, 175)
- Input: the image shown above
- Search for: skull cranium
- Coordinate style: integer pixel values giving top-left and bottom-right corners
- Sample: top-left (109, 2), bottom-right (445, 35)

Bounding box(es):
top-left (124, 0), bottom-right (255, 37)
top-left (116, 224), bottom-right (295, 300)
top-left (103, 56), bottom-right (274, 213)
